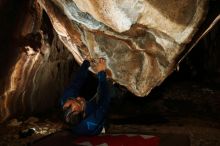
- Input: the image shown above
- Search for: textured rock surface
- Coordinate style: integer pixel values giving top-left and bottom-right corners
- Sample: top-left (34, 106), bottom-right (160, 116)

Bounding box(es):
top-left (38, 0), bottom-right (207, 96)
top-left (0, 1), bottom-right (77, 122)
top-left (0, 0), bottom-right (209, 122)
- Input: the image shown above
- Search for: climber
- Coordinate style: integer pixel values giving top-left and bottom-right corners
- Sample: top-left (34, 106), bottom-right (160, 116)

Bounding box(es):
top-left (60, 58), bottom-right (112, 135)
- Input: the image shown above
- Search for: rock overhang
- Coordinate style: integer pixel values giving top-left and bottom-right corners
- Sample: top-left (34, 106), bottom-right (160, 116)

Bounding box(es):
top-left (38, 0), bottom-right (208, 97)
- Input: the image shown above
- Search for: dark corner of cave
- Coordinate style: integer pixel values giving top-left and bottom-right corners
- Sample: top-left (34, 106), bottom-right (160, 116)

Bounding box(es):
top-left (0, 0), bottom-right (219, 146)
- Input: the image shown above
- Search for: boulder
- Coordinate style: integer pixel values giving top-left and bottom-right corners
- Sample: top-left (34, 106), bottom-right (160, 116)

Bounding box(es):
top-left (38, 0), bottom-right (208, 96)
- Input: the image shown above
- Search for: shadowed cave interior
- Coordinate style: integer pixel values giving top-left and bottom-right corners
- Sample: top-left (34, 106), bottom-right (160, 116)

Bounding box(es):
top-left (0, 0), bottom-right (219, 146)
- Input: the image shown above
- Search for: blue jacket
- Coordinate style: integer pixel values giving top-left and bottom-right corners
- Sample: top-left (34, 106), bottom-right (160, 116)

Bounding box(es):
top-left (61, 60), bottom-right (111, 135)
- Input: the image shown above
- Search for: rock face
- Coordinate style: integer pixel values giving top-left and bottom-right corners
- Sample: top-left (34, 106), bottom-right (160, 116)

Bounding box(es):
top-left (0, 0), bottom-right (208, 122)
top-left (0, 1), bottom-right (77, 122)
top-left (38, 0), bottom-right (207, 96)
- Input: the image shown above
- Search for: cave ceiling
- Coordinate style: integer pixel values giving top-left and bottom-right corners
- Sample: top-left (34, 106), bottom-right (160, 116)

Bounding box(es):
top-left (40, 0), bottom-right (207, 97)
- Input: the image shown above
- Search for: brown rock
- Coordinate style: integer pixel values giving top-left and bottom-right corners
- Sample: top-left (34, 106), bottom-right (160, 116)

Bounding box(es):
top-left (38, 0), bottom-right (208, 96)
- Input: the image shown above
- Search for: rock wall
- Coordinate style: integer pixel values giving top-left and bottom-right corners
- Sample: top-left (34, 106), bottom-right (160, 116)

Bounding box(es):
top-left (0, 1), bottom-right (77, 122)
top-left (0, 0), bottom-right (209, 122)
top-left (38, 0), bottom-right (208, 96)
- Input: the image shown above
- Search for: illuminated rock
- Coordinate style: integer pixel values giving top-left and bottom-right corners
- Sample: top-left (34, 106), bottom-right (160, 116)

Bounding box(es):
top-left (0, 2), bottom-right (77, 122)
top-left (38, 0), bottom-right (207, 96)
top-left (0, 0), bottom-right (209, 122)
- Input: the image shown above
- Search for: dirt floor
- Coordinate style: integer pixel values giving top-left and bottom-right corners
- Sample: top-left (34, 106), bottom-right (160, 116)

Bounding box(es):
top-left (0, 80), bottom-right (219, 146)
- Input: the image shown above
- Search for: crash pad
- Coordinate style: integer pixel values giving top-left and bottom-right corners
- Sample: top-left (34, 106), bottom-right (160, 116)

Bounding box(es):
top-left (75, 134), bottom-right (159, 146)
top-left (28, 130), bottom-right (190, 146)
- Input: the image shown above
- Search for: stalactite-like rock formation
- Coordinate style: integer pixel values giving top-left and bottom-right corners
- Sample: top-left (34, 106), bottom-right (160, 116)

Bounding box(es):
top-left (38, 0), bottom-right (207, 96)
